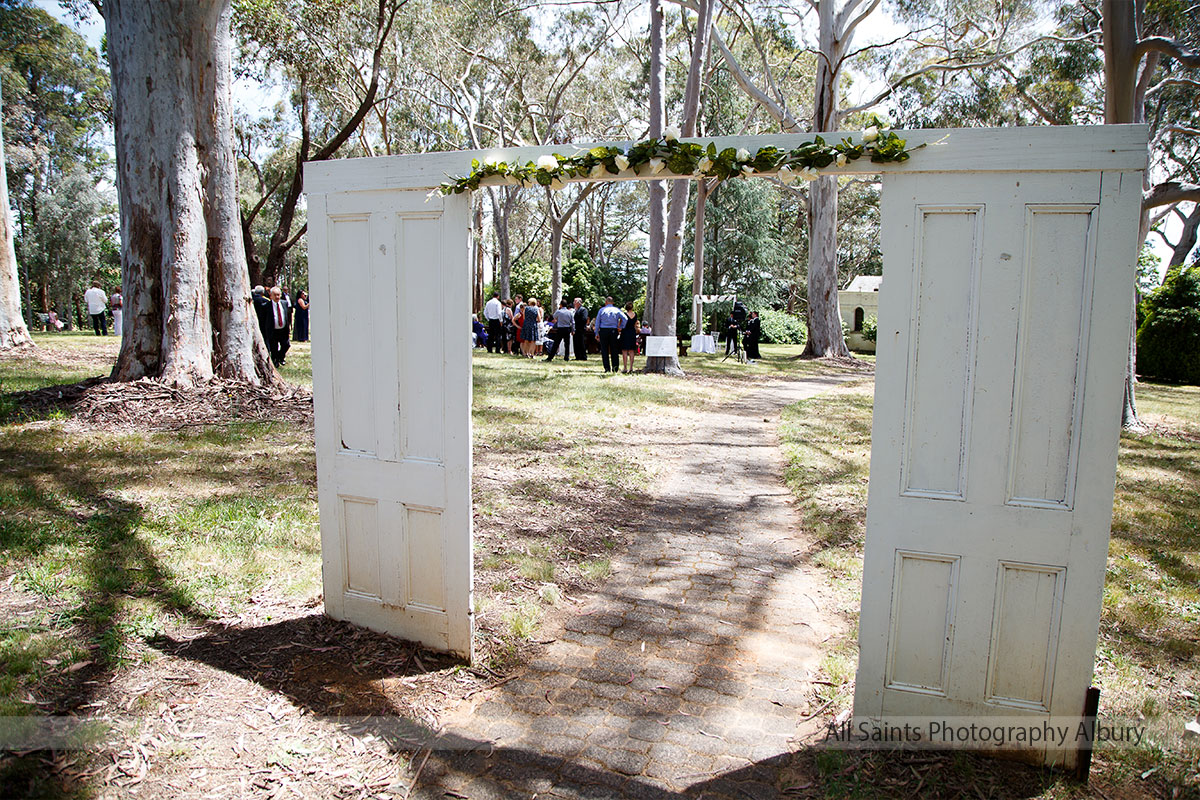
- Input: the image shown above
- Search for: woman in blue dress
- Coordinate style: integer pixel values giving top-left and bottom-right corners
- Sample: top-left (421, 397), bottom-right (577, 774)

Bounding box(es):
top-left (520, 298), bottom-right (542, 358)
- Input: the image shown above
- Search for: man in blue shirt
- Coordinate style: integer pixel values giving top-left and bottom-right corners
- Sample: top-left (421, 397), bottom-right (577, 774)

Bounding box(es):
top-left (545, 299), bottom-right (575, 362)
top-left (594, 296), bottom-right (626, 373)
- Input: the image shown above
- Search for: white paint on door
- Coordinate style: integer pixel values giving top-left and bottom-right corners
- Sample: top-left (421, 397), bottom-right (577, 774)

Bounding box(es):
top-left (855, 168), bottom-right (1144, 767)
top-left (308, 189), bottom-right (473, 659)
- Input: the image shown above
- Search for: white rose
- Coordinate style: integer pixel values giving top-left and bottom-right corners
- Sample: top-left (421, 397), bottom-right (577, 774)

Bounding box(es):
top-left (697, 156), bottom-right (713, 172)
top-left (741, 164), bottom-right (755, 176)
top-left (663, 125), bottom-right (681, 142)
top-left (590, 163), bottom-right (606, 178)
top-left (801, 166), bottom-right (820, 181)
top-left (536, 154), bottom-right (559, 171)
top-left (736, 147), bottom-right (751, 161)
top-left (615, 154), bottom-right (630, 171)
top-left (484, 154), bottom-right (501, 167)
top-left (862, 126), bottom-right (879, 143)
top-left (778, 165), bottom-right (795, 185)
top-left (836, 152), bottom-right (848, 167)
top-left (649, 157), bottom-right (665, 174)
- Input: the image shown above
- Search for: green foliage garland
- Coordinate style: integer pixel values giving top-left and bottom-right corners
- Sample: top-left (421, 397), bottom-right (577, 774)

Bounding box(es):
top-left (440, 117), bottom-right (917, 195)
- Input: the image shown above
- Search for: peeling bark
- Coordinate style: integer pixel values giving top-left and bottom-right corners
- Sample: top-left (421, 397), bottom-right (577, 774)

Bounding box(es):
top-left (0, 77), bottom-right (33, 350)
top-left (103, 0), bottom-right (274, 387)
top-left (646, 0), bottom-right (713, 376)
top-left (801, 0), bottom-right (851, 359)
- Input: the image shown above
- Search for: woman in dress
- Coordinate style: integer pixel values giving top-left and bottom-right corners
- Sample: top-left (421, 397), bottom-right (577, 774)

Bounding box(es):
top-left (293, 290), bottom-right (310, 342)
top-left (501, 299), bottom-right (515, 353)
top-left (619, 302), bottom-right (639, 373)
top-left (521, 298), bottom-right (542, 358)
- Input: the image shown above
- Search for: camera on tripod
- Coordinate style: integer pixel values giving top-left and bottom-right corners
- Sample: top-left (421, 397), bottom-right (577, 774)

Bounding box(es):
top-left (723, 300), bottom-right (750, 362)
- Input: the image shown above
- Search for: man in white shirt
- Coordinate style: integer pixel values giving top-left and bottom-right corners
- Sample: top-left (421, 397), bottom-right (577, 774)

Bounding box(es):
top-left (83, 280), bottom-right (108, 336)
top-left (482, 291), bottom-right (503, 353)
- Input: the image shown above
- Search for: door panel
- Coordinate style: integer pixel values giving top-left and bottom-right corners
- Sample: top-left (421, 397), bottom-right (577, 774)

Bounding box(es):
top-left (855, 170), bottom-right (1141, 766)
top-left (309, 189), bottom-right (473, 659)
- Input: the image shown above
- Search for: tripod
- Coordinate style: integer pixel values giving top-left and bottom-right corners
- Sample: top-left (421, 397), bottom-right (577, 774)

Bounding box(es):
top-left (722, 326), bottom-right (745, 362)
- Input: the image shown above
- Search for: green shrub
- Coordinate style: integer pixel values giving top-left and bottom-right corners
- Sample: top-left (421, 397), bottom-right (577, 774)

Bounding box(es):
top-left (759, 309), bottom-right (806, 344)
top-left (861, 315), bottom-right (878, 343)
top-left (510, 258), bottom-right (551, 303)
top-left (1137, 266), bottom-right (1200, 383)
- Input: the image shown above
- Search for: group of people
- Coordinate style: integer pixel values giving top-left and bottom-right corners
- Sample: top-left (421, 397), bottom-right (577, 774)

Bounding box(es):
top-left (252, 285), bottom-right (311, 367)
top-left (478, 293), bottom-right (649, 373)
top-left (81, 280), bottom-right (122, 336)
top-left (723, 304), bottom-right (762, 362)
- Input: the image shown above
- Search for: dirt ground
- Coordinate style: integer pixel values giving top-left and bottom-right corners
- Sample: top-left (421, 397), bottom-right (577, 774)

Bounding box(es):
top-left (0, 360), bottom-right (722, 798)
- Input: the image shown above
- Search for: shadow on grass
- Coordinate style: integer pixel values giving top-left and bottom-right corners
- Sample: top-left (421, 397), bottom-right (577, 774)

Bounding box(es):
top-left (0, 429), bottom-right (218, 798)
top-left (1104, 430), bottom-right (1200, 663)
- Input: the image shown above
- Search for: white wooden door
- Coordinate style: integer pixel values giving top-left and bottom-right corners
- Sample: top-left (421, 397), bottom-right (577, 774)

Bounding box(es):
top-left (308, 189), bottom-right (473, 660)
top-left (854, 169), bottom-right (1142, 766)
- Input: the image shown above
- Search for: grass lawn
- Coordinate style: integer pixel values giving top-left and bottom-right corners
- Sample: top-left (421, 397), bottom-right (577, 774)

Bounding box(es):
top-left (780, 380), bottom-right (1200, 798)
top-left (0, 337), bottom-right (854, 728)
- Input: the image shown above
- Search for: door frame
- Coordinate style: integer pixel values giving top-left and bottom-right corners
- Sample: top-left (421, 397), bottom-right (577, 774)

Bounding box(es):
top-left (304, 125), bottom-right (1147, 758)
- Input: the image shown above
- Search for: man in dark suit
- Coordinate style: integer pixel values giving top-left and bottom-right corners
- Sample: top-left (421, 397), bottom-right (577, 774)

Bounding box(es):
top-left (266, 286), bottom-right (291, 366)
top-left (252, 285), bottom-right (272, 345)
top-left (744, 310), bottom-right (762, 361)
top-left (572, 297), bottom-right (589, 360)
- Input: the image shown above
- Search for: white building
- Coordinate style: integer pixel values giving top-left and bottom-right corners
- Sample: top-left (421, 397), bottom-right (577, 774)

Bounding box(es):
top-left (839, 274), bottom-right (881, 353)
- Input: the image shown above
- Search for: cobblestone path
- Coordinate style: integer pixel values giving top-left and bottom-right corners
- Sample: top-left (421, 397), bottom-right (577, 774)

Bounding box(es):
top-left (415, 376), bottom-right (858, 799)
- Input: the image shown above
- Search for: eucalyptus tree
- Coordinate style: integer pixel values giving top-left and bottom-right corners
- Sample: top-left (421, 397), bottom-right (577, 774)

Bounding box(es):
top-left (1, 0), bottom-right (109, 339)
top-left (232, 0), bottom-right (405, 286)
top-left (0, 77), bottom-right (30, 348)
top-left (25, 166), bottom-right (109, 327)
top-left (1098, 0), bottom-right (1200, 427)
top-left (711, 0), bottom-right (883, 358)
top-left (97, 0), bottom-right (274, 385)
top-left (936, 0), bottom-right (1200, 426)
top-left (643, 0), bottom-right (716, 374)
top-left (711, 0), bottom-right (1070, 357)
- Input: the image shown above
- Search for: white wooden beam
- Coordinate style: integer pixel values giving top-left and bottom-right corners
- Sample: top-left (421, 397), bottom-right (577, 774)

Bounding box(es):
top-left (305, 125), bottom-right (1148, 195)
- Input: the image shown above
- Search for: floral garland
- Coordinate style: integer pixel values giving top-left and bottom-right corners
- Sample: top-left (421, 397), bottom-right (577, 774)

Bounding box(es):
top-left (439, 116), bottom-right (918, 195)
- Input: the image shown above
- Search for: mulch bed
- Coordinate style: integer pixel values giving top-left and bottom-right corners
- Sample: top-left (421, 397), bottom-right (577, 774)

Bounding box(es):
top-left (5, 377), bottom-right (313, 430)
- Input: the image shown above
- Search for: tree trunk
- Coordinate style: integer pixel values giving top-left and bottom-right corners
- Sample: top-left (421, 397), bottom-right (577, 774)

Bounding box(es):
top-left (1170, 204), bottom-right (1200, 267)
top-left (1102, 0), bottom-right (1139, 125)
top-left (692, 178), bottom-right (709, 334)
top-left (0, 76), bottom-right (33, 350)
top-left (488, 187), bottom-right (515, 300)
top-left (1121, 292), bottom-right (1140, 428)
top-left (646, 0), bottom-right (667, 327)
top-left (242, 211), bottom-right (264, 289)
top-left (549, 214), bottom-right (564, 308)
top-left (647, 0), bottom-right (713, 375)
top-left (802, 175), bottom-right (850, 356)
top-left (473, 199), bottom-right (485, 312)
top-left (801, 0), bottom-right (850, 358)
top-left (1101, 0), bottom-right (1144, 428)
top-left (104, 0), bottom-right (274, 386)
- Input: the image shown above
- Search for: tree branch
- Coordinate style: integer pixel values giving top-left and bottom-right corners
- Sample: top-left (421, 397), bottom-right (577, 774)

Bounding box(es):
top-left (840, 0), bottom-right (882, 42)
top-left (711, 27), bottom-right (802, 132)
top-left (1145, 76), bottom-right (1200, 96)
top-left (1143, 181), bottom-right (1200, 210)
top-left (310, 0), bottom-right (405, 162)
top-left (840, 32), bottom-right (1097, 118)
top-left (1135, 36), bottom-right (1200, 67)
top-left (281, 222), bottom-right (308, 253)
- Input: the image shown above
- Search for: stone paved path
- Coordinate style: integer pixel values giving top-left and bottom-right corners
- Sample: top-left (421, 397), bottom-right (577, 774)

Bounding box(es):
top-left (415, 375), bottom-right (859, 799)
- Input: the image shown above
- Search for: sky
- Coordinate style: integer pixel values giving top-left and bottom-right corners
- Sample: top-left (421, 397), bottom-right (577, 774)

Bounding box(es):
top-left (31, 0), bottom-right (1183, 273)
